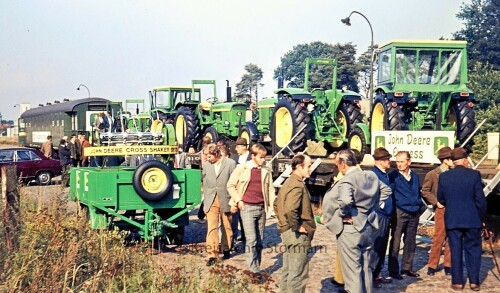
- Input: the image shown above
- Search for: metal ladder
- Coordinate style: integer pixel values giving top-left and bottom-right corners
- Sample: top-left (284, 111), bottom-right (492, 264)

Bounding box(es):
top-left (483, 170), bottom-right (500, 197)
top-left (273, 158), bottom-right (322, 188)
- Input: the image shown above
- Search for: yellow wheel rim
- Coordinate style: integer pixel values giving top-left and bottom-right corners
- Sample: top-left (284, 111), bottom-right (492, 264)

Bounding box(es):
top-left (175, 115), bottom-right (186, 145)
top-left (331, 109), bottom-right (348, 148)
top-left (240, 129), bottom-right (250, 145)
top-left (371, 102), bottom-right (385, 132)
top-left (152, 119), bottom-right (163, 133)
top-left (205, 131), bottom-right (214, 141)
top-left (349, 134), bottom-right (362, 151)
top-left (275, 107), bottom-right (293, 147)
top-left (447, 107), bottom-right (458, 141)
top-left (141, 167), bottom-right (167, 194)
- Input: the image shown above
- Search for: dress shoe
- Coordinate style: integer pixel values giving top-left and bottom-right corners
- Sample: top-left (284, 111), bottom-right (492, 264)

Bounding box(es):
top-left (206, 257), bottom-right (217, 266)
top-left (401, 270), bottom-right (420, 277)
top-left (470, 284), bottom-right (480, 291)
top-left (427, 268), bottom-right (437, 276)
top-left (450, 284), bottom-right (464, 291)
top-left (444, 267), bottom-right (451, 275)
top-left (331, 278), bottom-right (345, 287)
top-left (223, 250), bottom-right (231, 260)
top-left (389, 273), bottom-right (403, 280)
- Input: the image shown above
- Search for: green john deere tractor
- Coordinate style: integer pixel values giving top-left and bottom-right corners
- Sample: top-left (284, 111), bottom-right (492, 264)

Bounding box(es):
top-left (271, 57), bottom-right (367, 156)
top-left (174, 80), bottom-right (250, 150)
top-left (370, 40), bottom-right (476, 149)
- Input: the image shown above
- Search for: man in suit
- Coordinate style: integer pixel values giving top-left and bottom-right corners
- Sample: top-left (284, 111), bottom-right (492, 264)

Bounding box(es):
top-left (227, 143), bottom-right (275, 274)
top-left (58, 138), bottom-right (71, 187)
top-left (202, 143), bottom-right (237, 266)
top-left (370, 147), bottom-right (395, 288)
top-left (422, 146), bottom-right (454, 276)
top-left (231, 137), bottom-right (252, 242)
top-left (174, 144), bottom-right (191, 169)
top-left (323, 149), bottom-right (391, 293)
top-left (438, 147), bottom-right (486, 291)
top-left (388, 151), bottom-right (423, 279)
top-left (274, 154), bottom-right (316, 293)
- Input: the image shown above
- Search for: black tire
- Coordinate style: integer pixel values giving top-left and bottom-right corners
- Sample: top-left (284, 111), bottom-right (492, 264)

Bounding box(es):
top-left (203, 127), bottom-right (219, 144)
top-left (330, 103), bottom-right (358, 148)
top-left (447, 100), bottom-right (476, 149)
top-left (348, 127), bottom-right (369, 157)
top-left (271, 98), bottom-right (310, 156)
top-left (132, 161), bottom-right (173, 202)
top-left (239, 126), bottom-right (252, 145)
top-left (370, 96), bottom-right (406, 132)
top-left (344, 102), bottom-right (364, 130)
top-left (36, 171), bottom-right (52, 185)
top-left (167, 226), bottom-right (185, 245)
top-left (175, 106), bottom-right (201, 152)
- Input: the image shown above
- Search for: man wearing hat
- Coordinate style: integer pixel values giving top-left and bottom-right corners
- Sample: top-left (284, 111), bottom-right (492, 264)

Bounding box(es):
top-left (422, 146), bottom-right (454, 276)
top-left (370, 147), bottom-right (396, 287)
top-left (438, 147), bottom-right (486, 291)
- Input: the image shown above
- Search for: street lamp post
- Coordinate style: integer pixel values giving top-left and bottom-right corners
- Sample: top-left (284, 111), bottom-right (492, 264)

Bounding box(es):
top-left (76, 84), bottom-right (91, 98)
top-left (341, 11), bottom-right (375, 109)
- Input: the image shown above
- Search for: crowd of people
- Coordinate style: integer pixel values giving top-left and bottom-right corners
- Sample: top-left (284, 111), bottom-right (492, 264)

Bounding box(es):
top-left (196, 139), bottom-right (487, 293)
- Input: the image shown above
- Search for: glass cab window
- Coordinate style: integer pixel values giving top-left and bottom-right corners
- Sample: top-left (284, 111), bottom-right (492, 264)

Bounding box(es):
top-left (378, 49), bottom-right (391, 83)
top-left (153, 90), bottom-right (172, 109)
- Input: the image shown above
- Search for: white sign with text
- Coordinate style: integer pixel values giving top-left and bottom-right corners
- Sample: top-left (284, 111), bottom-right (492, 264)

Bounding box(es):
top-left (32, 131), bottom-right (51, 143)
top-left (371, 131), bottom-right (455, 163)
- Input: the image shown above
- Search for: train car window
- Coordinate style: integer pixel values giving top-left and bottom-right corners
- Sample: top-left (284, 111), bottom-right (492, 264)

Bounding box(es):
top-left (57, 120), bottom-right (59, 126)
top-left (61, 120), bottom-right (64, 126)
top-left (52, 121), bottom-right (55, 126)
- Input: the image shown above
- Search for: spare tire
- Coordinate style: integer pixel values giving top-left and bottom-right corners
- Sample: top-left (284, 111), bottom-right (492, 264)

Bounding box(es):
top-left (133, 160), bottom-right (173, 202)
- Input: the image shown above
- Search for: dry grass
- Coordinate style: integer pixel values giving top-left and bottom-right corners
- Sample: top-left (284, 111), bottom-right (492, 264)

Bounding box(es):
top-left (0, 186), bottom-right (276, 292)
top-left (0, 137), bottom-right (18, 147)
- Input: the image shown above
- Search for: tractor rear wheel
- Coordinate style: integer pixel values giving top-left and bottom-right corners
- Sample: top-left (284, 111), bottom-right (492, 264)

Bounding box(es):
top-left (370, 98), bottom-right (406, 132)
top-left (330, 103), bottom-right (362, 148)
top-left (175, 106), bottom-right (200, 151)
top-left (446, 100), bottom-right (476, 149)
top-left (271, 98), bottom-right (310, 156)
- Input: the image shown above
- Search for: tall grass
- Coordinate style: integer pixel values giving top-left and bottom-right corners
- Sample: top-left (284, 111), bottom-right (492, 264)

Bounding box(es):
top-left (0, 187), bottom-right (276, 292)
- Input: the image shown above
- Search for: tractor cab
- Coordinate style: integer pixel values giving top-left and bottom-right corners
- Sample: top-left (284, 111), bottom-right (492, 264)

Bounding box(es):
top-left (149, 86), bottom-right (201, 123)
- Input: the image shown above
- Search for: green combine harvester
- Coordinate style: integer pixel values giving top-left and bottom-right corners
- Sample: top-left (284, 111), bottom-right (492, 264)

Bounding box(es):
top-left (370, 40), bottom-right (476, 149)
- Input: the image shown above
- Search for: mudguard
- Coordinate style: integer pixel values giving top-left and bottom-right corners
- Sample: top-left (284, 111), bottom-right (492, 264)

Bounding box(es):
top-left (244, 121), bottom-right (260, 142)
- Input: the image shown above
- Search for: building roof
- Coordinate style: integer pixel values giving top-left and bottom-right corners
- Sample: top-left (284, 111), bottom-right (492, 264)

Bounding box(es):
top-left (20, 97), bottom-right (110, 118)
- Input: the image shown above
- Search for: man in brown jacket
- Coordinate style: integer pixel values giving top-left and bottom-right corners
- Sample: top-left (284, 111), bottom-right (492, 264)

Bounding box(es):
top-left (227, 143), bottom-right (275, 274)
top-left (274, 154), bottom-right (316, 293)
top-left (421, 146), bottom-right (454, 276)
top-left (41, 135), bottom-right (53, 158)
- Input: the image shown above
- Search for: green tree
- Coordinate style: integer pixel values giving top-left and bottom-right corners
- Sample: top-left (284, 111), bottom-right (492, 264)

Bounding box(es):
top-left (454, 0), bottom-right (500, 69)
top-left (357, 45), bottom-right (378, 99)
top-left (273, 42), bottom-right (360, 92)
top-left (235, 63), bottom-right (264, 103)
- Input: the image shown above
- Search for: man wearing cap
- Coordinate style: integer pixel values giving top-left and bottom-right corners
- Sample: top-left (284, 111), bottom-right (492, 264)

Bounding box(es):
top-left (370, 147), bottom-right (395, 287)
top-left (438, 147), bottom-right (486, 291)
top-left (233, 137), bottom-right (251, 165)
top-left (422, 146), bottom-right (454, 276)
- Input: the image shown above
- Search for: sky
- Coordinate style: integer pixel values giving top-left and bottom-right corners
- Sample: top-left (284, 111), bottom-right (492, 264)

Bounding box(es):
top-left (0, 0), bottom-right (471, 121)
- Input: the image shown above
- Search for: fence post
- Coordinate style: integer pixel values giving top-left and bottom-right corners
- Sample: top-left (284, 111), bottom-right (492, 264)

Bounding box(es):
top-left (2, 165), bottom-right (20, 251)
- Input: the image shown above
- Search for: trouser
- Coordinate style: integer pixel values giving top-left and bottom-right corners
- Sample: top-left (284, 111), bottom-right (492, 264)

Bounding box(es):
top-left (240, 204), bottom-right (265, 272)
top-left (447, 228), bottom-right (482, 286)
top-left (388, 208), bottom-right (419, 274)
top-left (333, 248), bottom-right (344, 284)
top-left (371, 215), bottom-right (391, 278)
top-left (206, 196), bottom-right (233, 258)
top-left (279, 229), bottom-right (311, 293)
top-left (230, 210), bottom-right (246, 241)
top-left (338, 224), bottom-right (374, 293)
top-left (61, 165), bottom-right (70, 187)
top-left (428, 207), bottom-right (451, 269)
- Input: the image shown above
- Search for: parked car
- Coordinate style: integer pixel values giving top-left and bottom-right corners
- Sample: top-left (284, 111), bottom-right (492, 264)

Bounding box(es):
top-left (0, 147), bottom-right (62, 185)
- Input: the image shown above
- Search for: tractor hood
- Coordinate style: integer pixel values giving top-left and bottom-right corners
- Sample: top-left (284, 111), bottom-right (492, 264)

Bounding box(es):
top-left (209, 102), bottom-right (247, 112)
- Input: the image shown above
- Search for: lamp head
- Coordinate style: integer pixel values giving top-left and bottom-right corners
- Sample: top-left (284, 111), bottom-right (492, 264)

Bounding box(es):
top-left (77, 86), bottom-right (81, 91)
top-left (341, 17), bottom-right (351, 26)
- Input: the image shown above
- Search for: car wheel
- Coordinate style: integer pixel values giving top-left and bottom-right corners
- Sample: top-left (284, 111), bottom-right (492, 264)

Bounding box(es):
top-left (36, 171), bottom-right (52, 185)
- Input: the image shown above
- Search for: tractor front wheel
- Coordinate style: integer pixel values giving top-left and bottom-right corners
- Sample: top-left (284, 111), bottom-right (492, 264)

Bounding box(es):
top-left (203, 127), bottom-right (219, 144)
top-left (271, 98), bottom-right (310, 156)
top-left (348, 127), bottom-right (369, 157)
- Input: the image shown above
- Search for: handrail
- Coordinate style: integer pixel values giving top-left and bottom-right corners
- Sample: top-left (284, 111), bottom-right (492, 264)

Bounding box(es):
top-left (460, 118), bottom-right (486, 148)
top-left (266, 124), bottom-right (308, 168)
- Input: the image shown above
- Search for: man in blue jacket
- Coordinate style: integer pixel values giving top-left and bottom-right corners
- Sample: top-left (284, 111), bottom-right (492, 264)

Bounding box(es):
top-left (438, 147), bottom-right (486, 291)
top-left (370, 147), bottom-right (395, 287)
top-left (388, 151), bottom-right (423, 279)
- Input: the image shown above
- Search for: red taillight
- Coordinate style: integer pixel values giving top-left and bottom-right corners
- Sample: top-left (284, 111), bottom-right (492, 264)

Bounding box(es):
top-left (391, 102), bottom-right (398, 108)
top-left (394, 92), bottom-right (404, 97)
top-left (468, 102), bottom-right (474, 108)
top-left (460, 92), bottom-right (470, 97)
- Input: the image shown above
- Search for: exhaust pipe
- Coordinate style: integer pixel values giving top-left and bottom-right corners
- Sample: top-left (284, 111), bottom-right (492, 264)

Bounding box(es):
top-left (226, 80), bottom-right (232, 102)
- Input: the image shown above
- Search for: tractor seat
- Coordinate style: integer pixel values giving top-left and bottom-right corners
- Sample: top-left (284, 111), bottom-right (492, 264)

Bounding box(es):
top-left (199, 101), bottom-right (211, 111)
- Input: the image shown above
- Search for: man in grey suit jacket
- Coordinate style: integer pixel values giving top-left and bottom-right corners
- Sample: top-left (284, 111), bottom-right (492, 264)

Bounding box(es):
top-left (202, 143), bottom-right (237, 266)
top-left (323, 149), bottom-right (391, 293)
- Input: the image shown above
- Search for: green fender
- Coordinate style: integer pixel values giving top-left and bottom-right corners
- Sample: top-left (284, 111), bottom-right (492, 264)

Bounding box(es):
top-left (164, 123), bottom-right (175, 145)
top-left (355, 123), bottom-right (371, 145)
